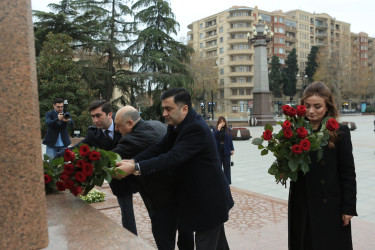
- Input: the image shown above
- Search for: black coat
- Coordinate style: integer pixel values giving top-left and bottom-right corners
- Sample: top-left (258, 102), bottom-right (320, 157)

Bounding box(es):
top-left (72, 124), bottom-right (139, 196)
top-left (288, 124), bottom-right (357, 250)
top-left (134, 109), bottom-right (234, 232)
top-left (112, 119), bottom-right (175, 210)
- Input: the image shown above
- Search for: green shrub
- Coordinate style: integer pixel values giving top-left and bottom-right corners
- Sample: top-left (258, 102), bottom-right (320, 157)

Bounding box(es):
top-left (365, 106), bottom-right (375, 113)
top-left (80, 188), bottom-right (106, 203)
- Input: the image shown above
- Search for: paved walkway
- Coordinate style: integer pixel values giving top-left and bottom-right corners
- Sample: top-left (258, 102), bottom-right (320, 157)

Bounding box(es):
top-left (44, 114), bottom-right (375, 249)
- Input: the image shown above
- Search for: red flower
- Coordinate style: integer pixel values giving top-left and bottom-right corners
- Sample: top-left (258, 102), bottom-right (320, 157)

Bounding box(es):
top-left (60, 174), bottom-right (70, 181)
top-left (44, 174), bottom-right (52, 184)
top-left (282, 120), bottom-right (292, 130)
top-left (65, 180), bottom-right (75, 190)
top-left (63, 163), bottom-right (75, 175)
top-left (282, 105), bottom-right (292, 116)
top-left (263, 129), bottom-right (273, 141)
top-left (297, 105), bottom-right (306, 117)
top-left (283, 129), bottom-right (293, 139)
top-left (326, 118), bottom-right (339, 131)
top-left (288, 107), bottom-right (297, 117)
top-left (64, 149), bottom-right (75, 162)
top-left (56, 181), bottom-right (66, 191)
top-left (71, 185), bottom-right (83, 196)
top-left (83, 162), bottom-right (94, 177)
top-left (300, 139), bottom-right (311, 151)
top-left (76, 160), bottom-right (85, 168)
top-left (296, 127), bottom-right (308, 139)
top-left (75, 171), bottom-right (86, 183)
top-left (292, 144), bottom-right (303, 154)
top-left (89, 150), bottom-right (101, 161)
top-left (79, 145), bottom-right (90, 157)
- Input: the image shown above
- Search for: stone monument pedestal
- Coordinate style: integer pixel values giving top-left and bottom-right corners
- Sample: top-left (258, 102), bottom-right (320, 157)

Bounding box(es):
top-left (252, 92), bottom-right (276, 126)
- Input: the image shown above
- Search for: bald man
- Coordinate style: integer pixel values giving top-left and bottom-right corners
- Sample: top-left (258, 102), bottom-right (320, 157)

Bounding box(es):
top-left (112, 106), bottom-right (193, 250)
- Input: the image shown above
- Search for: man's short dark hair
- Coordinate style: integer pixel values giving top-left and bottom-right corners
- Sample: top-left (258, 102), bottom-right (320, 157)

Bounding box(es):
top-left (53, 98), bottom-right (64, 104)
top-left (88, 100), bottom-right (112, 114)
top-left (161, 88), bottom-right (192, 109)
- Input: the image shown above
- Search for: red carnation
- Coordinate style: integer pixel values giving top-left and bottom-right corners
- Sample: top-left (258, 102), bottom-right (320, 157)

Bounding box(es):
top-left (292, 144), bottom-right (303, 154)
top-left (79, 145), bottom-right (90, 157)
top-left (288, 107), bottom-right (297, 117)
top-left (76, 160), bottom-right (85, 168)
top-left (71, 185), bottom-right (83, 196)
top-left (326, 118), bottom-right (339, 131)
top-left (75, 171), bottom-right (86, 183)
top-left (282, 105), bottom-right (292, 116)
top-left (65, 180), bottom-right (75, 190)
top-left (296, 127), bottom-right (308, 139)
top-left (297, 105), bottom-right (306, 117)
top-left (64, 149), bottom-right (75, 162)
top-left (44, 174), bottom-right (52, 184)
top-left (263, 129), bottom-right (273, 141)
top-left (89, 150), bottom-right (101, 161)
top-left (60, 173), bottom-right (70, 181)
top-left (282, 120), bottom-right (292, 130)
top-left (56, 181), bottom-right (66, 191)
top-left (83, 162), bottom-right (94, 177)
top-left (300, 139), bottom-right (311, 151)
top-left (63, 163), bottom-right (75, 175)
top-left (283, 129), bottom-right (293, 139)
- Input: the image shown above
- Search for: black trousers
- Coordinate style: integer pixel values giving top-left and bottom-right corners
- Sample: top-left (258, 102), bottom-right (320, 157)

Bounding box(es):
top-left (195, 224), bottom-right (230, 250)
top-left (117, 193), bottom-right (137, 235)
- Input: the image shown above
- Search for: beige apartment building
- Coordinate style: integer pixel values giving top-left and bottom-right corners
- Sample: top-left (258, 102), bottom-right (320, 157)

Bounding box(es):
top-left (187, 5), bottom-right (373, 118)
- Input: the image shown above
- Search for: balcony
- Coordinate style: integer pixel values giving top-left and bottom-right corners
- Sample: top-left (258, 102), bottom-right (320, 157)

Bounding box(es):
top-left (228, 82), bottom-right (252, 88)
top-left (228, 59), bottom-right (254, 66)
top-left (315, 32), bottom-right (328, 37)
top-left (229, 26), bottom-right (252, 33)
top-left (315, 41), bottom-right (328, 46)
top-left (285, 36), bottom-right (297, 42)
top-left (315, 23), bottom-right (328, 28)
top-left (227, 38), bottom-right (248, 44)
top-left (227, 15), bottom-right (255, 22)
top-left (227, 48), bottom-right (253, 55)
top-left (204, 44), bottom-right (218, 50)
top-left (228, 71), bottom-right (254, 77)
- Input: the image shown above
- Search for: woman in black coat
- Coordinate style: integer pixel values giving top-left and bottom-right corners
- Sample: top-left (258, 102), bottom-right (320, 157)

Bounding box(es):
top-left (288, 82), bottom-right (357, 250)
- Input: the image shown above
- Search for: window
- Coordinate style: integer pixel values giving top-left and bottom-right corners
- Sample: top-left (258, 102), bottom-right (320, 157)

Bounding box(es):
top-left (220, 37), bottom-right (224, 43)
top-left (279, 27), bottom-right (284, 33)
top-left (200, 23), bottom-right (203, 29)
top-left (279, 48), bottom-right (284, 53)
top-left (232, 89), bottom-right (237, 95)
top-left (220, 90), bottom-right (224, 98)
top-left (200, 33), bottom-right (203, 38)
top-left (220, 58), bottom-right (224, 64)
top-left (220, 47), bottom-right (224, 54)
top-left (239, 88), bottom-right (245, 95)
top-left (220, 68), bottom-right (224, 74)
top-left (246, 88), bottom-right (251, 95)
top-left (238, 77), bottom-right (245, 83)
top-left (279, 17), bottom-right (283, 23)
top-left (200, 43), bottom-right (203, 48)
top-left (279, 38), bottom-right (284, 43)
top-left (220, 79), bottom-right (224, 86)
top-left (240, 101), bottom-right (244, 112)
top-left (219, 27), bottom-right (223, 33)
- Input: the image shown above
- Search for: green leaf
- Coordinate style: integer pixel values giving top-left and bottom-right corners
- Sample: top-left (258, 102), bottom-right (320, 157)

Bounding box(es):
top-left (268, 162), bottom-right (278, 175)
top-left (288, 158), bottom-right (299, 171)
top-left (252, 138), bottom-right (264, 145)
top-left (261, 149), bottom-right (269, 156)
top-left (320, 139), bottom-right (328, 147)
top-left (289, 172), bottom-right (298, 181)
top-left (317, 147), bottom-right (323, 162)
top-left (265, 123), bottom-right (273, 132)
top-left (301, 163), bottom-right (310, 174)
top-left (258, 144), bottom-right (265, 149)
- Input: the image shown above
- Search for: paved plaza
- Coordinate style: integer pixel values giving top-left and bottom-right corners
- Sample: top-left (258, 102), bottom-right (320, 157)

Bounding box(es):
top-left (42, 114), bottom-right (375, 249)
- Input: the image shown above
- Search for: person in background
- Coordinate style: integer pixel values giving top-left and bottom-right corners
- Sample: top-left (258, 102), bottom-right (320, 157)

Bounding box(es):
top-left (288, 81), bottom-right (357, 250)
top-left (43, 97), bottom-right (74, 158)
top-left (213, 116), bottom-right (234, 185)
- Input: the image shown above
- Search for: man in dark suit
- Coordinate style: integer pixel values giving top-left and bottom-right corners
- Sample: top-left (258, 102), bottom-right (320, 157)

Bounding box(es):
top-left (116, 88), bottom-right (234, 249)
top-left (62, 100), bottom-right (139, 235)
top-left (112, 106), bottom-right (194, 250)
top-left (43, 97), bottom-right (74, 158)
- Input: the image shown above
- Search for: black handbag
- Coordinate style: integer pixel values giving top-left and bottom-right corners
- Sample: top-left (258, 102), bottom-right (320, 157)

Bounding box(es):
top-left (230, 161), bottom-right (234, 166)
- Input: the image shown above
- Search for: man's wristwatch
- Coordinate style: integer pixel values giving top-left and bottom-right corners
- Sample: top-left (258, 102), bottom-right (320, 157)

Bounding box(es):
top-left (134, 163), bottom-right (141, 176)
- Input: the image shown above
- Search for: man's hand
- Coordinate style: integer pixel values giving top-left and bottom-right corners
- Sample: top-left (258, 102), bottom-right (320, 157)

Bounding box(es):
top-left (342, 214), bottom-right (353, 226)
top-left (114, 159), bottom-right (135, 179)
top-left (62, 117), bottom-right (71, 122)
top-left (58, 113), bottom-right (64, 121)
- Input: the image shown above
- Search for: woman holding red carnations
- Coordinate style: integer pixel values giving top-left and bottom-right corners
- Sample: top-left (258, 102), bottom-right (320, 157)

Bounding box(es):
top-left (288, 82), bottom-right (357, 250)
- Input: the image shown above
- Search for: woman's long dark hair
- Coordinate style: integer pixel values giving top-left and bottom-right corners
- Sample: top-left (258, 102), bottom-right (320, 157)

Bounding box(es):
top-left (216, 116), bottom-right (230, 134)
top-left (300, 81), bottom-right (339, 148)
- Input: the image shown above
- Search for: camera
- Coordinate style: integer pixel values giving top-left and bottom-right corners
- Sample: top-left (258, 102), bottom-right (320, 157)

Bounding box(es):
top-left (63, 100), bottom-right (71, 119)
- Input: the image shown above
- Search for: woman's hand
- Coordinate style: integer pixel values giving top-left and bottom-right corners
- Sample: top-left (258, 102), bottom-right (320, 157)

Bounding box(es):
top-left (231, 150), bottom-right (234, 155)
top-left (342, 214), bottom-right (353, 226)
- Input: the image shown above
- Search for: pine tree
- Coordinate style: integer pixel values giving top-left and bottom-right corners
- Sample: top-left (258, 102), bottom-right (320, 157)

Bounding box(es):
top-left (282, 48), bottom-right (299, 103)
top-left (269, 55), bottom-right (282, 97)
top-left (37, 33), bottom-right (96, 137)
top-left (128, 0), bottom-right (193, 120)
top-left (305, 46), bottom-right (319, 83)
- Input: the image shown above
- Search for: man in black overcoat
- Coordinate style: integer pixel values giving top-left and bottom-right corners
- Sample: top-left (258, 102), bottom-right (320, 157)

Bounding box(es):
top-left (116, 88), bottom-right (234, 249)
top-left (113, 105), bottom-right (194, 250)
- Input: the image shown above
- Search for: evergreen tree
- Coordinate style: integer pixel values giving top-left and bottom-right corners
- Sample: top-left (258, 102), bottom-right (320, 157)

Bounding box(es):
top-left (37, 33), bottom-right (96, 137)
top-left (268, 55), bottom-right (282, 97)
top-left (305, 46), bottom-right (319, 83)
top-left (128, 0), bottom-right (194, 120)
top-left (282, 48), bottom-right (299, 102)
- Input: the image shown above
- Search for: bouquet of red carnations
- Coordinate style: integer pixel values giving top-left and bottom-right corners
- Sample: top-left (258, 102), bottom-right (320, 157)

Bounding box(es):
top-left (43, 144), bottom-right (123, 196)
top-left (252, 105), bottom-right (339, 187)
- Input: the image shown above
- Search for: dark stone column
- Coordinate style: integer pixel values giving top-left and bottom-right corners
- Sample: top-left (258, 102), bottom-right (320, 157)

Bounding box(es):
top-left (0, 0), bottom-right (49, 248)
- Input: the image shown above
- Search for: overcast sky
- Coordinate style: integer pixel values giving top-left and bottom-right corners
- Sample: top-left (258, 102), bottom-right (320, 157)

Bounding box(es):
top-left (31, 0), bottom-right (375, 39)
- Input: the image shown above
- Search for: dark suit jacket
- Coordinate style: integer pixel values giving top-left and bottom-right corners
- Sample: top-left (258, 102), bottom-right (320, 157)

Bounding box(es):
top-left (288, 124), bottom-right (357, 249)
top-left (212, 128), bottom-right (234, 156)
top-left (133, 109), bottom-right (234, 231)
top-left (112, 119), bottom-right (174, 210)
top-left (69, 123), bottom-right (139, 196)
top-left (42, 110), bottom-right (74, 147)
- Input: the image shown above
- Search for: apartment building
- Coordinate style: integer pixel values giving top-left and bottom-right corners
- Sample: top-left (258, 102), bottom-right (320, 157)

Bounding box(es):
top-left (187, 6), bottom-right (371, 118)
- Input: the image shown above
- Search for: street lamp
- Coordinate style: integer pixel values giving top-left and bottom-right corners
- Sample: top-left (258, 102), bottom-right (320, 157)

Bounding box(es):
top-left (246, 15), bottom-right (276, 126)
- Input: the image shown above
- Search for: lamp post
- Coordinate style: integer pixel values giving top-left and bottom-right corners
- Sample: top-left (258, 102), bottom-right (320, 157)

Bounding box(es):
top-left (247, 15), bottom-right (276, 126)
